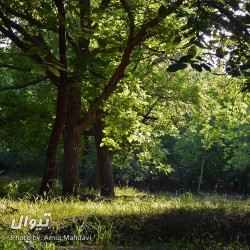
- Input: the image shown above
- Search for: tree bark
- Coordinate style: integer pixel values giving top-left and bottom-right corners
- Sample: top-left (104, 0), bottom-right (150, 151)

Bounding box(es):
top-left (39, 84), bottom-right (67, 196)
top-left (62, 129), bottom-right (81, 195)
top-left (39, 0), bottom-right (68, 196)
top-left (62, 83), bottom-right (82, 196)
top-left (94, 112), bottom-right (115, 197)
top-left (87, 164), bottom-right (100, 189)
top-left (241, 170), bottom-right (248, 198)
top-left (59, 0), bottom-right (184, 197)
top-left (198, 149), bottom-right (207, 193)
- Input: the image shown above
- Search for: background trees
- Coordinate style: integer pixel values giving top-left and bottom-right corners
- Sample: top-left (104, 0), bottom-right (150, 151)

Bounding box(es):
top-left (0, 0), bottom-right (249, 197)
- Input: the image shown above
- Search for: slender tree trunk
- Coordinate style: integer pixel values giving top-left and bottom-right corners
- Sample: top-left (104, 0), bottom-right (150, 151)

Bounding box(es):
top-left (147, 175), bottom-right (153, 192)
top-left (242, 170), bottom-right (248, 198)
top-left (39, 85), bottom-right (67, 195)
top-left (198, 149), bottom-right (207, 193)
top-left (94, 113), bottom-right (115, 197)
top-left (62, 83), bottom-right (82, 196)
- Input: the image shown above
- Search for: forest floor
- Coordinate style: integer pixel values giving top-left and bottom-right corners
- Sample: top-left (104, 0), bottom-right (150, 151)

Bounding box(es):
top-left (0, 176), bottom-right (249, 249)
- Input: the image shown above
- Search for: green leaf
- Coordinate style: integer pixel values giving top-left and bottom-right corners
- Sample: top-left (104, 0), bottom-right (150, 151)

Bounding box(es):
top-left (246, 3), bottom-right (250, 13)
top-left (75, 3), bottom-right (86, 9)
top-left (46, 16), bottom-right (58, 26)
top-left (179, 55), bottom-right (194, 63)
top-left (92, 8), bottom-right (102, 14)
top-left (242, 15), bottom-right (250, 24)
top-left (26, 45), bottom-right (46, 55)
top-left (78, 32), bottom-right (94, 40)
top-left (89, 16), bottom-right (100, 23)
top-left (38, 49), bottom-right (50, 58)
top-left (42, 2), bottom-right (52, 11)
top-left (88, 69), bottom-right (106, 79)
top-left (48, 66), bottom-right (60, 77)
top-left (54, 63), bottom-right (67, 71)
top-left (194, 41), bottom-right (205, 48)
top-left (187, 45), bottom-right (197, 56)
top-left (91, 57), bottom-right (107, 67)
top-left (97, 38), bottom-right (107, 48)
top-left (173, 36), bottom-right (182, 45)
top-left (230, 69), bottom-right (241, 77)
top-left (77, 58), bottom-right (88, 71)
top-left (200, 63), bottom-right (211, 72)
top-left (158, 5), bottom-right (168, 18)
top-left (83, 19), bottom-right (89, 26)
top-left (167, 63), bottom-right (188, 72)
top-left (229, 0), bottom-right (239, 10)
top-left (240, 63), bottom-right (250, 71)
top-left (31, 65), bottom-right (47, 74)
top-left (187, 17), bottom-right (196, 27)
top-left (241, 83), bottom-right (250, 92)
top-left (191, 63), bottom-right (202, 72)
top-left (216, 48), bottom-right (225, 58)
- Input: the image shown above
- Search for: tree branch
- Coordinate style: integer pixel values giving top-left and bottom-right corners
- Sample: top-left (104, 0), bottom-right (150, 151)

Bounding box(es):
top-left (0, 76), bottom-right (48, 92)
top-left (141, 100), bottom-right (159, 124)
top-left (120, 0), bottom-right (135, 42)
top-left (54, 0), bottom-right (68, 77)
top-left (0, 11), bottom-right (41, 44)
top-left (0, 63), bottom-right (31, 72)
top-left (0, 17), bottom-right (61, 86)
top-left (99, 0), bottom-right (111, 9)
top-left (0, 1), bottom-right (44, 28)
top-left (203, 0), bottom-right (250, 37)
top-left (0, 25), bottom-right (28, 52)
top-left (76, 0), bottom-right (185, 133)
top-left (91, 47), bottom-right (123, 56)
top-left (66, 32), bottom-right (84, 57)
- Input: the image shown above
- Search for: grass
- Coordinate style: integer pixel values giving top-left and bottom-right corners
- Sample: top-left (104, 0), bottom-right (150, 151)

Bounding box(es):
top-left (0, 177), bottom-right (249, 249)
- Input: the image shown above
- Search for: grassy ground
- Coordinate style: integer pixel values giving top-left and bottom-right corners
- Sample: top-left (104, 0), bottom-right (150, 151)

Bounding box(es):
top-left (0, 177), bottom-right (249, 249)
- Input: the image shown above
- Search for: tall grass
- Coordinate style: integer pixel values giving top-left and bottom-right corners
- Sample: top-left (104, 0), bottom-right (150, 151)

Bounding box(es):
top-left (0, 180), bottom-right (249, 249)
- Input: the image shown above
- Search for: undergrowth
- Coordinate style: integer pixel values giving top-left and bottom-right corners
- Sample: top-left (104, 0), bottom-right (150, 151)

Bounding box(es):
top-left (0, 179), bottom-right (249, 249)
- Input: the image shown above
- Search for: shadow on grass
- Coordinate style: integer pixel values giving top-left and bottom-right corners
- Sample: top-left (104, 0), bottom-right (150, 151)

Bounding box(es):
top-left (41, 207), bottom-right (250, 247)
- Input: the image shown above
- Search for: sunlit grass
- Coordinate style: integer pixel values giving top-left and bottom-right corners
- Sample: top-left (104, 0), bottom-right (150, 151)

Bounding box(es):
top-left (0, 182), bottom-right (249, 249)
top-left (1, 190), bottom-right (249, 224)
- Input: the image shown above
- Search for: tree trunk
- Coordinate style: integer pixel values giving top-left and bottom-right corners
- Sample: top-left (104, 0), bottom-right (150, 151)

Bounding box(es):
top-left (147, 175), bottom-right (153, 192)
top-left (62, 129), bottom-right (81, 195)
top-left (94, 113), bottom-right (115, 197)
top-left (198, 149), bottom-right (207, 193)
top-left (62, 83), bottom-right (82, 196)
top-left (39, 0), bottom-right (68, 196)
top-left (87, 164), bottom-right (100, 189)
top-left (39, 85), bottom-right (67, 196)
top-left (242, 170), bottom-right (248, 198)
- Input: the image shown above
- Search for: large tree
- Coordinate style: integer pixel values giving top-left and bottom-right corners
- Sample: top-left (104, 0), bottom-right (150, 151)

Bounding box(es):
top-left (0, 0), bottom-right (249, 196)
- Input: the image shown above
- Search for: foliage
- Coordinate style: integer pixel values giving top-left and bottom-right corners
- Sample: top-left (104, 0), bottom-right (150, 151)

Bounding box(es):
top-left (0, 0), bottom-right (250, 196)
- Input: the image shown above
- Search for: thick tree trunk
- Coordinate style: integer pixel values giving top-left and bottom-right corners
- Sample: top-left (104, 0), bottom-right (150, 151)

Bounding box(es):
top-left (94, 113), bottom-right (115, 197)
top-left (39, 85), bottom-right (67, 196)
top-left (62, 129), bottom-right (81, 195)
top-left (87, 164), bottom-right (100, 189)
top-left (39, 0), bottom-right (68, 196)
top-left (62, 83), bottom-right (82, 196)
